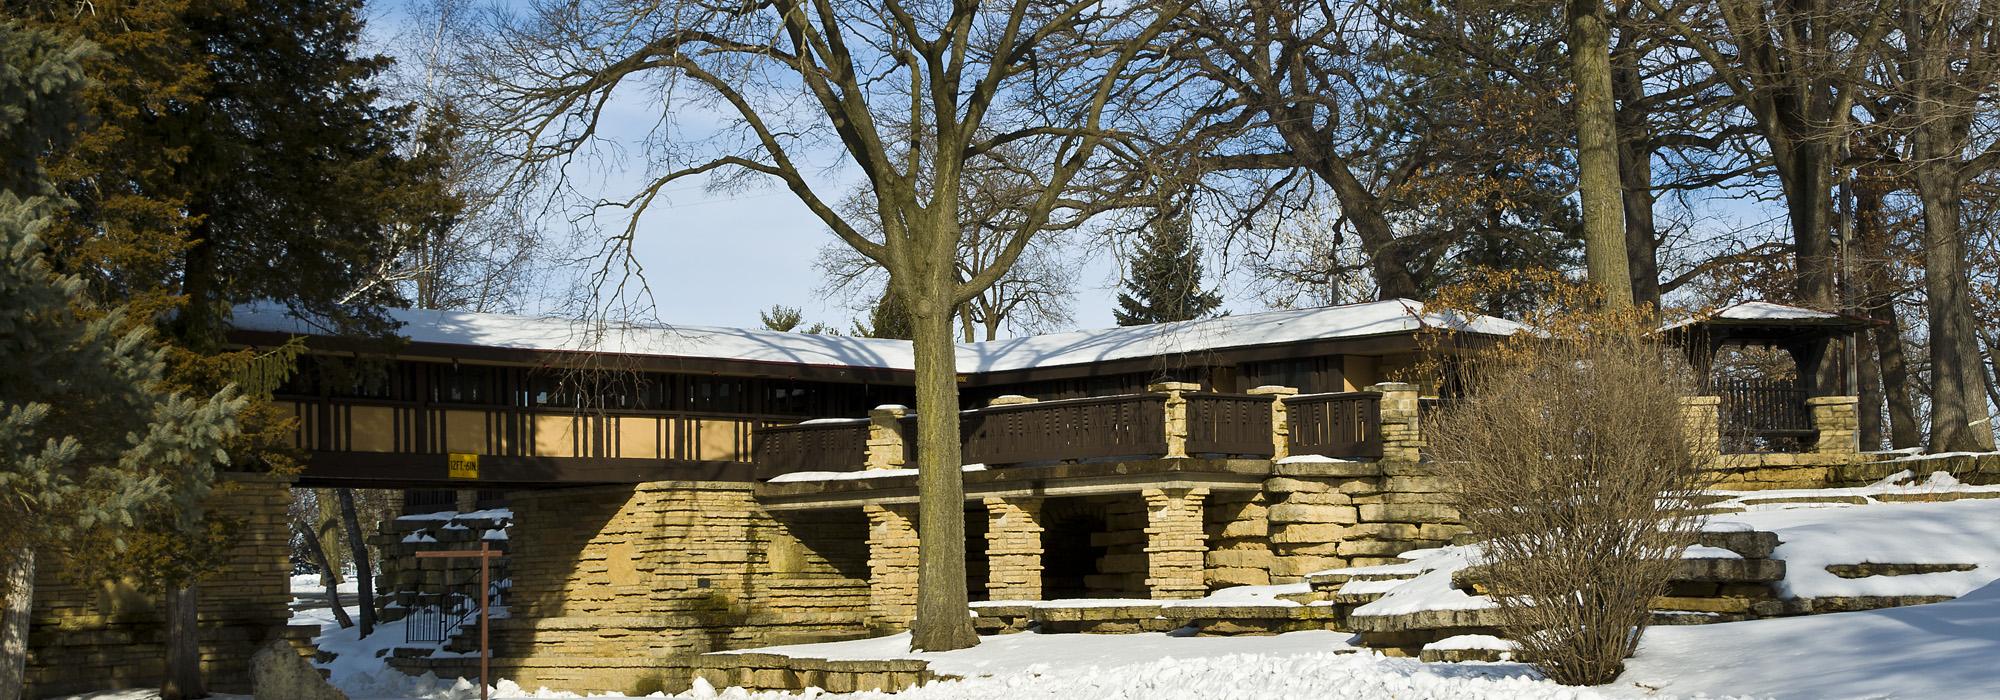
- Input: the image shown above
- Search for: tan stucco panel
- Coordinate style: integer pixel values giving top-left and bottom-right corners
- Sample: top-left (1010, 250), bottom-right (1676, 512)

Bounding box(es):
top-left (535, 415), bottom-right (578, 457)
top-left (617, 416), bottom-right (660, 459)
top-left (443, 410), bottom-right (487, 454)
top-left (697, 419), bottom-right (747, 462)
top-left (348, 406), bottom-right (395, 452)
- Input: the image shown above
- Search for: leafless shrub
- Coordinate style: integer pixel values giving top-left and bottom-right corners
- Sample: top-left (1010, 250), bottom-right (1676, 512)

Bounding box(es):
top-left (1428, 286), bottom-right (1711, 686)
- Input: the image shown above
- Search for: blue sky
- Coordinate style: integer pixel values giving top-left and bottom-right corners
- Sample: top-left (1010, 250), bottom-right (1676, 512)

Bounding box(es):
top-left (357, 0), bottom-right (1784, 333)
top-left (357, 0), bottom-right (1246, 335)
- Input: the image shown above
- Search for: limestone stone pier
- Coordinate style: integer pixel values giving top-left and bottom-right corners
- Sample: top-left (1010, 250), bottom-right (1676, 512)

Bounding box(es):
top-left (864, 503), bottom-right (919, 629)
top-left (1142, 487), bottom-right (1209, 599)
top-left (983, 497), bottom-right (1044, 601)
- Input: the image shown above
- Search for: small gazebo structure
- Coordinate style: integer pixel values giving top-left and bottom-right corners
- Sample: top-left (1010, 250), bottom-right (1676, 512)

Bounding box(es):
top-left (1662, 301), bottom-right (1874, 452)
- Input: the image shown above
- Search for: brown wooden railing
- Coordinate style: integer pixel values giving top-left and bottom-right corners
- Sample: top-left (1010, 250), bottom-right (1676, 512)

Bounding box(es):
top-left (1716, 378), bottom-right (1812, 452)
top-left (1285, 392), bottom-right (1384, 459)
top-left (751, 388), bottom-right (1396, 479)
top-left (752, 419), bottom-right (872, 480)
top-left (963, 394), bottom-right (1168, 466)
top-left (1185, 393), bottom-right (1276, 457)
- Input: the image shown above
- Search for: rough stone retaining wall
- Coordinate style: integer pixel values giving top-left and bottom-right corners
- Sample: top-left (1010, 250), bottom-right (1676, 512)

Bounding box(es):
top-left (1707, 452), bottom-right (2000, 491)
top-left (369, 509), bottom-right (513, 622)
top-left (489, 481), bottom-right (876, 694)
top-left (24, 472), bottom-right (309, 698)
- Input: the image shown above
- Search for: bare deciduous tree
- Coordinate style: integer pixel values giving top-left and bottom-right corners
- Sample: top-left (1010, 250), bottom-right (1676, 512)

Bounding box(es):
top-left (1429, 284), bottom-right (1710, 686)
top-left (456, 0), bottom-right (1183, 650)
top-left (1862, 0), bottom-right (2000, 451)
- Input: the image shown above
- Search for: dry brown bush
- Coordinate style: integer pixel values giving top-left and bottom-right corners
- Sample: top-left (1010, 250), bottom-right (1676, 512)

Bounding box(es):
top-left (1427, 277), bottom-right (1713, 686)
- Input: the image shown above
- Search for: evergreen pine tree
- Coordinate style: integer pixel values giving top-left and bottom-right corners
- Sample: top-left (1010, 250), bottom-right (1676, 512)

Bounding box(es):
top-left (854, 287), bottom-right (915, 339)
top-left (1114, 211), bottom-right (1223, 326)
top-left (11, 3), bottom-right (449, 683)
top-left (761, 304), bottom-right (806, 332)
top-left (0, 23), bottom-right (244, 697)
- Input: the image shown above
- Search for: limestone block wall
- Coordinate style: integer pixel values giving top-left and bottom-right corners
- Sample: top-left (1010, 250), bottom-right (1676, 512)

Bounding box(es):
top-left (1255, 461), bottom-right (1466, 582)
top-left (1087, 495), bottom-right (1151, 596)
top-left (1203, 491), bottom-right (1272, 587)
top-left (490, 481), bottom-right (873, 694)
top-left (24, 473), bottom-right (302, 698)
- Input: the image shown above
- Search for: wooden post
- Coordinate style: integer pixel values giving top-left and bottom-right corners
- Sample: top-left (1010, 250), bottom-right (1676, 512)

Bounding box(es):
top-left (416, 541), bottom-right (503, 700)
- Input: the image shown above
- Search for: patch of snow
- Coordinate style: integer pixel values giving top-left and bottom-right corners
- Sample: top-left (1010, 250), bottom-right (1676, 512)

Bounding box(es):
top-left (1276, 454), bottom-right (1358, 464)
top-left (397, 508), bottom-right (514, 522)
top-left (720, 631), bottom-right (1612, 699)
top-left (1682, 545), bottom-right (1743, 560)
top-left (798, 417), bottom-right (869, 425)
top-left (766, 464), bottom-right (988, 483)
top-left (977, 583), bottom-right (1310, 610)
top-left (1706, 469), bottom-right (2000, 511)
top-left (1351, 547), bottom-right (1497, 617)
top-left (482, 529), bottom-right (508, 541)
top-left (1888, 450), bottom-right (2000, 462)
top-left (402, 532), bottom-right (438, 544)
top-left (1425, 634), bottom-right (1516, 652)
top-left (290, 573), bottom-right (360, 596)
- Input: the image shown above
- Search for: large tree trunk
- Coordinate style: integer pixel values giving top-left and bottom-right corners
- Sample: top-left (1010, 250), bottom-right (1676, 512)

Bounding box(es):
top-left (1872, 305), bottom-right (1924, 449)
top-left (1982, 332), bottom-right (2000, 414)
top-left (1613, 71), bottom-right (1661, 309)
top-left (160, 584), bottom-right (204, 700)
top-left (1, 547), bottom-right (34, 700)
top-left (1856, 327), bottom-right (1885, 450)
top-left (337, 489), bottom-right (376, 638)
top-left (906, 262), bottom-right (977, 652)
top-left (1570, 0), bottom-right (1632, 308)
top-left (298, 523), bottom-right (353, 628)
top-left (316, 491), bottom-right (345, 584)
top-left (1781, 144), bottom-right (1846, 394)
top-left (1916, 178), bottom-right (1997, 451)
top-left (1853, 168), bottom-right (1923, 449)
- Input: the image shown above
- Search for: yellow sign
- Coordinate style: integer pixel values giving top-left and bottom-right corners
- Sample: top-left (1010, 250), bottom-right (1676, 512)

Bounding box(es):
top-left (447, 452), bottom-right (480, 480)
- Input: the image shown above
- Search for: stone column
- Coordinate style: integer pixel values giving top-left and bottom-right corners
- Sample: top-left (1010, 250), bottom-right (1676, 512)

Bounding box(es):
top-left (1142, 487), bottom-right (1209, 599)
top-left (1148, 382), bottom-right (1202, 459)
top-left (867, 405), bottom-right (910, 470)
top-left (1681, 395), bottom-right (1722, 463)
top-left (1368, 382), bottom-right (1424, 463)
top-left (982, 497), bottom-right (1044, 601)
top-left (1247, 385), bottom-right (1300, 459)
top-left (864, 503), bottom-right (919, 630)
top-left (1807, 395), bottom-right (1860, 454)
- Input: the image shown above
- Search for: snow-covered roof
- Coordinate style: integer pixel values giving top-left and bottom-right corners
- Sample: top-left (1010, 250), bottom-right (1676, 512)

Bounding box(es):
top-left (1712, 301), bottom-right (1845, 322)
top-left (229, 302), bottom-right (917, 371)
top-left (1661, 301), bottom-right (1862, 331)
top-left (959, 299), bottom-right (1524, 373)
top-left (230, 298), bottom-right (1523, 374)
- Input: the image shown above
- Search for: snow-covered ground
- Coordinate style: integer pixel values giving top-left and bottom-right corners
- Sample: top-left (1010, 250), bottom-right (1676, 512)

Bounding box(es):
top-left (1618, 579), bottom-right (2000, 698)
top-left (291, 572), bottom-right (362, 597)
